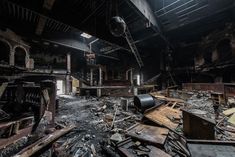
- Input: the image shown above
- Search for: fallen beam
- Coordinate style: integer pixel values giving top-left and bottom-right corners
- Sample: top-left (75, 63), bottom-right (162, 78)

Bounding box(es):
top-left (13, 126), bottom-right (75, 157)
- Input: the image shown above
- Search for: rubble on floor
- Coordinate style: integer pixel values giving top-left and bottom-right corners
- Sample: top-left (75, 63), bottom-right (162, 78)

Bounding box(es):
top-left (1, 88), bottom-right (235, 157)
top-left (54, 95), bottom-right (141, 157)
top-left (52, 90), bottom-right (235, 157)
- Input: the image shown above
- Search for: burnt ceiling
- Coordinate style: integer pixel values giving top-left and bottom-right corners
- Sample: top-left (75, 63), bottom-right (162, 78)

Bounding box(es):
top-left (0, 0), bottom-right (234, 71)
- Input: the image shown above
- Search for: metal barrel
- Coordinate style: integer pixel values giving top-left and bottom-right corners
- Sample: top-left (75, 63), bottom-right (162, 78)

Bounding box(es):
top-left (134, 94), bottom-right (155, 113)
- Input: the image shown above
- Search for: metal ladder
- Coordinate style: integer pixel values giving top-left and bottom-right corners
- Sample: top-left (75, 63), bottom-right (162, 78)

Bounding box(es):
top-left (124, 26), bottom-right (144, 67)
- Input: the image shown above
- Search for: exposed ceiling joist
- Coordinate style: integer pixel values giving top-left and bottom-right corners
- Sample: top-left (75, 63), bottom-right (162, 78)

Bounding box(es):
top-left (35, 0), bottom-right (56, 35)
top-left (126, 0), bottom-right (172, 48)
top-left (44, 39), bottom-right (119, 60)
top-left (126, 0), bottom-right (161, 33)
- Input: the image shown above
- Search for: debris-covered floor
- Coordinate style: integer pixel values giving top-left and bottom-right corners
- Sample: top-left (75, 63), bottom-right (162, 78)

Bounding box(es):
top-left (2, 89), bottom-right (235, 157)
top-left (54, 95), bottom-right (142, 157)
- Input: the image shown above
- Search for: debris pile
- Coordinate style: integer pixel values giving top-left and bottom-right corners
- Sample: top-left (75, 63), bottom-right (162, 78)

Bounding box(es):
top-left (52, 90), bottom-right (235, 157)
top-left (54, 95), bottom-right (141, 156)
top-left (1, 88), bottom-right (235, 157)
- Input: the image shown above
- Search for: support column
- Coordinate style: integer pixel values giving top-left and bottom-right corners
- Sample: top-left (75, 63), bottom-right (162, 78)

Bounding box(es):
top-left (97, 67), bottom-right (102, 97)
top-left (98, 67), bottom-right (102, 86)
top-left (65, 53), bottom-right (71, 94)
top-left (67, 53), bottom-right (71, 73)
top-left (130, 69), bottom-right (133, 86)
top-left (10, 49), bottom-right (14, 66)
top-left (140, 72), bottom-right (144, 85)
top-left (90, 69), bottom-right (93, 86)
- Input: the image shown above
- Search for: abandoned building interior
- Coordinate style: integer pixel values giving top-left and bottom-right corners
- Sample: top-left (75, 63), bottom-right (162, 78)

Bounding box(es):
top-left (1, 0), bottom-right (235, 156)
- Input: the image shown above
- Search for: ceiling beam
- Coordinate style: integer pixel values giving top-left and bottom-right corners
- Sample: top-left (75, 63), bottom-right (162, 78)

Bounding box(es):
top-left (126, 0), bottom-right (161, 33)
top-left (35, 0), bottom-right (56, 35)
top-left (43, 39), bottom-right (119, 60)
top-left (126, 0), bottom-right (173, 48)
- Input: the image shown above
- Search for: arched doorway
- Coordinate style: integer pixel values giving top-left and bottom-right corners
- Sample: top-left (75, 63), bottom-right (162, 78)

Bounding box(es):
top-left (15, 47), bottom-right (26, 67)
top-left (0, 40), bottom-right (10, 64)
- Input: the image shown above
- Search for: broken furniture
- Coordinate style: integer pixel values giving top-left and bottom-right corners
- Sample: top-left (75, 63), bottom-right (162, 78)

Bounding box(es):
top-left (126, 123), bottom-right (169, 148)
top-left (0, 76), bottom-right (56, 149)
top-left (182, 109), bottom-right (215, 140)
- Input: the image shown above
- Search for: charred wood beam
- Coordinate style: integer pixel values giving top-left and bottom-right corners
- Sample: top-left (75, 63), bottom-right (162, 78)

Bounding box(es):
top-left (13, 126), bottom-right (75, 157)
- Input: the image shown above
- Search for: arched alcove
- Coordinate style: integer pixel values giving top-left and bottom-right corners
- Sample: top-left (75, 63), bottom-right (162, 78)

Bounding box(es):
top-left (14, 47), bottom-right (26, 67)
top-left (0, 40), bottom-right (10, 64)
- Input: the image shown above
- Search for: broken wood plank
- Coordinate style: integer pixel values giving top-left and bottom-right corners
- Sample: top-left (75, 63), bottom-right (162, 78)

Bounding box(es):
top-left (118, 138), bottom-right (171, 157)
top-left (223, 108), bottom-right (235, 116)
top-left (144, 105), bottom-right (181, 130)
top-left (13, 125), bottom-right (75, 157)
top-left (228, 113), bottom-right (235, 125)
top-left (150, 92), bottom-right (185, 103)
top-left (0, 82), bottom-right (8, 98)
top-left (126, 123), bottom-right (169, 147)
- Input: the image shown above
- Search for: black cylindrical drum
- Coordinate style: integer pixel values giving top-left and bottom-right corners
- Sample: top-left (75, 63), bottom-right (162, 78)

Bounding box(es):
top-left (134, 94), bottom-right (155, 113)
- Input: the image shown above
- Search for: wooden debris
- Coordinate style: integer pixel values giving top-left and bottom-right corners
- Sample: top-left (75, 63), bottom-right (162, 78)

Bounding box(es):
top-left (90, 144), bottom-right (96, 156)
top-left (103, 114), bottom-right (114, 126)
top-left (13, 125), bottom-right (75, 157)
top-left (118, 138), bottom-right (171, 157)
top-left (150, 92), bottom-right (185, 103)
top-left (114, 116), bottom-right (132, 123)
top-left (144, 105), bottom-right (181, 130)
top-left (126, 123), bottom-right (169, 147)
top-left (182, 109), bottom-right (215, 140)
top-left (223, 108), bottom-right (235, 116)
top-left (228, 113), bottom-right (235, 125)
top-left (101, 145), bottom-right (120, 157)
top-left (111, 106), bottom-right (118, 128)
top-left (0, 82), bottom-right (8, 98)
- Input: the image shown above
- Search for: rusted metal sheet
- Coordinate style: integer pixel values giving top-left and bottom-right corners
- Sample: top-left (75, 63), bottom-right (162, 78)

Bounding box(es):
top-left (144, 105), bottom-right (181, 130)
top-left (126, 123), bottom-right (169, 147)
top-left (187, 140), bottom-right (235, 157)
top-left (118, 138), bottom-right (171, 157)
top-left (182, 109), bottom-right (215, 140)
